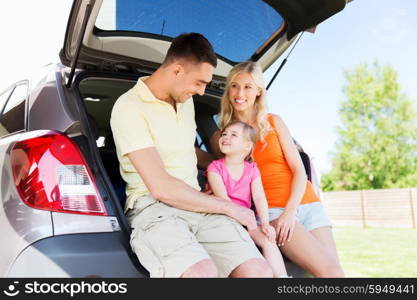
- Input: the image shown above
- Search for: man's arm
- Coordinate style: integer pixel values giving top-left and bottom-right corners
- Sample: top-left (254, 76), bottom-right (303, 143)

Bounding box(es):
top-left (127, 147), bottom-right (257, 229)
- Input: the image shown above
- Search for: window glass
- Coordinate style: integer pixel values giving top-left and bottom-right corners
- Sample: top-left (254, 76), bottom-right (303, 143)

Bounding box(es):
top-left (96, 0), bottom-right (283, 62)
top-left (0, 83), bottom-right (27, 137)
top-left (0, 88), bottom-right (12, 114)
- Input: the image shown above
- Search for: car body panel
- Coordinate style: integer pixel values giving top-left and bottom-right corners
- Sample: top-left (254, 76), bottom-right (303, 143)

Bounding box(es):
top-left (0, 132), bottom-right (53, 277)
top-left (7, 233), bottom-right (146, 277)
top-left (27, 66), bottom-right (78, 133)
top-left (52, 213), bottom-right (120, 235)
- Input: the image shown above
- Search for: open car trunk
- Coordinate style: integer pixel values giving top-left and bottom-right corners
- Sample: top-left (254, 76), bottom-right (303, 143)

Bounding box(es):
top-left (61, 0), bottom-right (346, 86)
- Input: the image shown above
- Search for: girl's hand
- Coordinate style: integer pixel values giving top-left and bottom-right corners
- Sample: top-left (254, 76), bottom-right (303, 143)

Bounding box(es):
top-left (272, 211), bottom-right (296, 246)
top-left (261, 223), bottom-right (276, 243)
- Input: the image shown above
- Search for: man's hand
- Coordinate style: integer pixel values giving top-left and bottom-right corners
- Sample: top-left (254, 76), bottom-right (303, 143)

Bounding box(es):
top-left (224, 202), bottom-right (257, 230)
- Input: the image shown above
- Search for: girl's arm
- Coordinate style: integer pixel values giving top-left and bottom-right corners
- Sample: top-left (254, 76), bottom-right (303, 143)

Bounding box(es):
top-left (251, 176), bottom-right (269, 224)
top-left (251, 176), bottom-right (276, 243)
top-left (272, 114), bottom-right (307, 245)
top-left (207, 171), bottom-right (231, 201)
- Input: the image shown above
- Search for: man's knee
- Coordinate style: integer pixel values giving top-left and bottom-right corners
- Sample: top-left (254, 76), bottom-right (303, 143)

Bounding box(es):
top-left (181, 259), bottom-right (218, 278)
top-left (230, 258), bottom-right (273, 278)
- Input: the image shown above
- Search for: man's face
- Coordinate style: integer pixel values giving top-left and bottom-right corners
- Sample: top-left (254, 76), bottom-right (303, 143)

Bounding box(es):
top-left (171, 61), bottom-right (214, 103)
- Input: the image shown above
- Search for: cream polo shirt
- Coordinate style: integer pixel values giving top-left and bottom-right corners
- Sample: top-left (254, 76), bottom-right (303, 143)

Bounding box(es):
top-left (110, 76), bottom-right (199, 212)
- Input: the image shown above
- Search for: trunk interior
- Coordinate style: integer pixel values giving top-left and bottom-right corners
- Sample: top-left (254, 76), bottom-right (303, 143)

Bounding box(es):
top-left (74, 71), bottom-right (222, 214)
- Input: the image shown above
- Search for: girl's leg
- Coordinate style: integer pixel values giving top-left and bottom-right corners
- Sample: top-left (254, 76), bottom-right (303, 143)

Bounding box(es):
top-left (274, 222), bottom-right (344, 277)
top-left (249, 227), bottom-right (288, 277)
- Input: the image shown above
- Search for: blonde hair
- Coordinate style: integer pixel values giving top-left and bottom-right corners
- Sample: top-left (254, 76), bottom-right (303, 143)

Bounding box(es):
top-left (219, 61), bottom-right (270, 142)
top-left (221, 121), bottom-right (257, 162)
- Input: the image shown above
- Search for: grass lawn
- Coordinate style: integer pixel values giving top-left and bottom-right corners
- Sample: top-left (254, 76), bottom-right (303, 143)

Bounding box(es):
top-left (333, 227), bottom-right (417, 277)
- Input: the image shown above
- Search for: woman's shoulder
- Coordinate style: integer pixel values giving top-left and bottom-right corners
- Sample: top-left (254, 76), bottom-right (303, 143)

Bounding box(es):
top-left (267, 113), bottom-right (282, 123)
top-left (267, 113), bottom-right (288, 130)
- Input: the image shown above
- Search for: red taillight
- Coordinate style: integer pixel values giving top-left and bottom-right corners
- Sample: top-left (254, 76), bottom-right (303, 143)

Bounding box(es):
top-left (11, 133), bottom-right (107, 216)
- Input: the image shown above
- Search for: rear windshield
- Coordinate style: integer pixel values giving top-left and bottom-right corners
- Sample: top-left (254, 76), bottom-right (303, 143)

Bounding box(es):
top-left (95, 0), bottom-right (284, 63)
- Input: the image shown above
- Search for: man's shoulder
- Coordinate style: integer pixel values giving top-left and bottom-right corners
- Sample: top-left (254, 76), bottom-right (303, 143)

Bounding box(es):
top-left (110, 91), bottom-right (148, 130)
top-left (112, 89), bottom-right (144, 116)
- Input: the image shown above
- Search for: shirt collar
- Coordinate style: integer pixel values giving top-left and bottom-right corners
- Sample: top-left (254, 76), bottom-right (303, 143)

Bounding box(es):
top-left (133, 76), bottom-right (190, 110)
top-left (133, 76), bottom-right (160, 103)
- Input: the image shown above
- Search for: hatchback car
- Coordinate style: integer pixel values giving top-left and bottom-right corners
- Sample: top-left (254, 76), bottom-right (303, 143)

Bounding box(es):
top-left (0, 0), bottom-right (346, 277)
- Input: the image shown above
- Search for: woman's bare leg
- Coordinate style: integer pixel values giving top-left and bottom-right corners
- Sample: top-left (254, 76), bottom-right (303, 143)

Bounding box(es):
top-left (310, 226), bottom-right (344, 276)
top-left (275, 222), bottom-right (344, 277)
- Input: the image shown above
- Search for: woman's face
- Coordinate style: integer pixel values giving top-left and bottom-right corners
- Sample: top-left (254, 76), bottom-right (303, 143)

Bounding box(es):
top-left (228, 71), bottom-right (260, 113)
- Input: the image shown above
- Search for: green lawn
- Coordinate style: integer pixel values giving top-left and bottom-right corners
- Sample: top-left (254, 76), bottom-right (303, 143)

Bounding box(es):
top-left (333, 227), bottom-right (417, 277)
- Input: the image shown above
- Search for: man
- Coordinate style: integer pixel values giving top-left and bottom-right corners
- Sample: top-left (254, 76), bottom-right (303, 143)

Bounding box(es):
top-left (110, 33), bottom-right (272, 278)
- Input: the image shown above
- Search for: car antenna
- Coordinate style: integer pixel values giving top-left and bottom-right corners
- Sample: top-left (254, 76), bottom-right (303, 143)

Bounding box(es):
top-left (266, 31), bottom-right (304, 90)
top-left (66, 3), bottom-right (93, 88)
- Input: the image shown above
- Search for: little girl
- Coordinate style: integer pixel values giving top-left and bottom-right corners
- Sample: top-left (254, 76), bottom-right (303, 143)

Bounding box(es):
top-left (206, 121), bottom-right (288, 277)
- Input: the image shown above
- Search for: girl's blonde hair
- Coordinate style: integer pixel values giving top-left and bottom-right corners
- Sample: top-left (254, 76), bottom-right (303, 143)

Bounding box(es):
top-left (219, 61), bottom-right (270, 142)
top-left (221, 121), bottom-right (257, 162)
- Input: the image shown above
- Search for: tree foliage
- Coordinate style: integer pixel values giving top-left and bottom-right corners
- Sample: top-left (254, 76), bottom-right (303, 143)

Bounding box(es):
top-left (321, 62), bottom-right (417, 191)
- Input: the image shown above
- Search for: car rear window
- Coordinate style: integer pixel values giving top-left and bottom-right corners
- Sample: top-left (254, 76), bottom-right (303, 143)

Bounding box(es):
top-left (95, 0), bottom-right (284, 63)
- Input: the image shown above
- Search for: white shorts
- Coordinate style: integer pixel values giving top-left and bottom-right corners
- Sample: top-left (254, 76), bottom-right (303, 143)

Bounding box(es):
top-left (268, 202), bottom-right (332, 231)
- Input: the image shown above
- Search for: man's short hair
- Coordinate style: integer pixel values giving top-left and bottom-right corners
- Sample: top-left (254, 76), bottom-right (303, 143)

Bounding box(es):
top-left (163, 33), bottom-right (217, 68)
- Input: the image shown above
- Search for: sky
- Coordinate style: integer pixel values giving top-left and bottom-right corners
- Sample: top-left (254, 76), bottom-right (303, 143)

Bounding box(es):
top-left (0, 0), bottom-right (416, 177)
top-left (264, 0), bottom-right (417, 176)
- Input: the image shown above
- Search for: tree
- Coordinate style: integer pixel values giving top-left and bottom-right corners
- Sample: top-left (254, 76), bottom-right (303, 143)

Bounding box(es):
top-left (321, 62), bottom-right (417, 191)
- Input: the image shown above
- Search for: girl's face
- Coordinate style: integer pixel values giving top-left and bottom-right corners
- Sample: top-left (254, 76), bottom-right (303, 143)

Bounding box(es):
top-left (228, 71), bottom-right (260, 113)
top-left (219, 123), bottom-right (252, 157)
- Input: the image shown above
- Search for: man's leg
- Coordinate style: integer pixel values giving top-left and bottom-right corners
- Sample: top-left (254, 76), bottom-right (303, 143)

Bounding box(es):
top-left (181, 258), bottom-right (218, 278)
top-left (129, 202), bottom-right (213, 277)
top-left (229, 258), bottom-right (273, 278)
top-left (197, 214), bottom-right (272, 277)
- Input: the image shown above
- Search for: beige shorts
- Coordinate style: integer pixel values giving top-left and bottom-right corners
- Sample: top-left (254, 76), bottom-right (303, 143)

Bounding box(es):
top-left (126, 195), bottom-right (263, 278)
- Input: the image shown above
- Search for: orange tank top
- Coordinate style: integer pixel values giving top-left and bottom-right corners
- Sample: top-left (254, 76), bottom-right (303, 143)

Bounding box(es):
top-left (253, 114), bottom-right (320, 208)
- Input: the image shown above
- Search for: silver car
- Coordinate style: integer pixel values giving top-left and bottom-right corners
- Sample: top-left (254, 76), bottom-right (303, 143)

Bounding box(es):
top-left (0, 0), bottom-right (346, 277)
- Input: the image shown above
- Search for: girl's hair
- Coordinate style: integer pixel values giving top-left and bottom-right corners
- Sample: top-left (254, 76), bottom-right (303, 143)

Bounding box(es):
top-left (222, 121), bottom-right (257, 162)
top-left (219, 61), bottom-right (270, 142)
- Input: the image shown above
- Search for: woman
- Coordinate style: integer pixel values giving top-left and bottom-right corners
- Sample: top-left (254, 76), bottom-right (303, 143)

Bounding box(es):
top-left (210, 61), bottom-right (344, 277)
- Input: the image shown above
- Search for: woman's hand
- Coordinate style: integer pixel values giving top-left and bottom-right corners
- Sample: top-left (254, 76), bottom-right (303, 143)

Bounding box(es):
top-left (260, 223), bottom-right (276, 243)
top-left (271, 211), bottom-right (296, 246)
